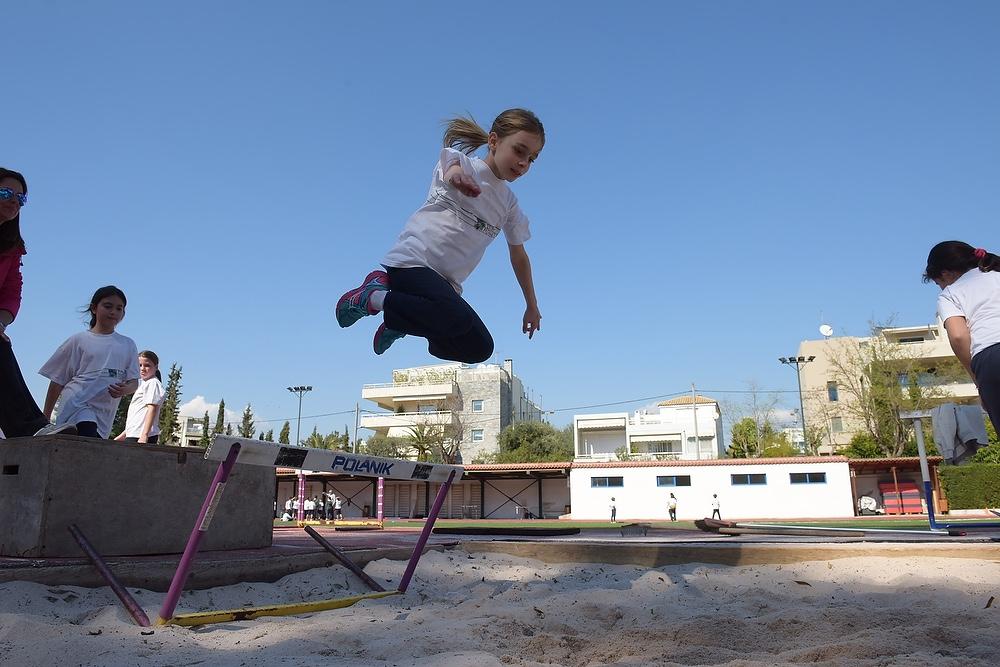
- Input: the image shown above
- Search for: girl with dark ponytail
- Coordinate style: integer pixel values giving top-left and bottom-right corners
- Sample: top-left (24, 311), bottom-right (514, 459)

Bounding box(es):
top-left (924, 241), bottom-right (1000, 430)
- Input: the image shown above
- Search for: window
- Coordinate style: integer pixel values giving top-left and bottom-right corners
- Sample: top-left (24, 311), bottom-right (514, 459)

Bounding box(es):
top-left (790, 472), bottom-right (827, 484)
top-left (471, 429), bottom-right (484, 442)
top-left (471, 399), bottom-right (484, 413)
top-left (899, 336), bottom-right (925, 344)
top-left (656, 475), bottom-right (692, 487)
top-left (418, 404), bottom-right (436, 414)
top-left (731, 473), bottom-right (767, 485)
top-left (591, 476), bottom-right (624, 488)
top-left (830, 417), bottom-right (843, 433)
top-left (827, 381), bottom-right (839, 402)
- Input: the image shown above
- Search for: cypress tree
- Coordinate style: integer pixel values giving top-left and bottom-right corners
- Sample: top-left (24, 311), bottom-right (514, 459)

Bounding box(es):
top-left (199, 411), bottom-right (211, 448)
top-left (158, 364), bottom-right (183, 444)
top-left (213, 399), bottom-right (226, 435)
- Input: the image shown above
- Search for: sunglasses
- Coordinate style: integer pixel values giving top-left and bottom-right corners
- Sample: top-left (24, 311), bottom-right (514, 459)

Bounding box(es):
top-left (0, 187), bottom-right (28, 207)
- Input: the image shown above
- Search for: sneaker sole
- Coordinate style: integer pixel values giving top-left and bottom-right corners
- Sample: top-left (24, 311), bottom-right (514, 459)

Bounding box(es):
top-left (335, 271), bottom-right (388, 328)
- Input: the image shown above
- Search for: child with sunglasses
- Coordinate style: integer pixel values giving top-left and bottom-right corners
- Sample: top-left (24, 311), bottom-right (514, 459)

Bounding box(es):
top-left (336, 109), bottom-right (544, 363)
top-left (39, 286), bottom-right (140, 439)
top-left (0, 168), bottom-right (77, 438)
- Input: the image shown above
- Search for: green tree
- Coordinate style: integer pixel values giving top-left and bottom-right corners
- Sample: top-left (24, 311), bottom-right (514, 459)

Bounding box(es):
top-left (213, 399), bottom-right (226, 435)
top-left (225, 423), bottom-right (233, 436)
top-left (237, 404), bottom-right (255, 437)
top-left (362, 435), bottom-right (409, 458)
top-left (111, 393), bottom-right (132, 438)
top-left (407, 423), bottom-right (444, 462)
top-left (494, 421), bottom-right (573, 463)
top-left (199, 411), bottom-right (211, 448)
top-left (158, 363), bottom-right (183, 444)
top-left (263, 429), bottom-right (274, 442)
top-left (841, 433), bottom-right (882, 459)
top-left (279, 421), bottom-right (290, 445)
top-left (302, 425), bottom-right (325, 448)
top-left (728, 418), bottom-right (761, 458)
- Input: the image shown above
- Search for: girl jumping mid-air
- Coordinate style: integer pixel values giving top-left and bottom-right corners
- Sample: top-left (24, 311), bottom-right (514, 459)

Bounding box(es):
top-left (336, 108), bottom-right (544, 363)
top-left (924, 241), bottom-right (1000, 431)
top-left (39, 286), bottom-right (140, 439)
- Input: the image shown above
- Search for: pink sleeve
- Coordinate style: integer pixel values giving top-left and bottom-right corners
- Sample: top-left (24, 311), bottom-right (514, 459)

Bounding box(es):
top-left (0, 250), bottom-right (24, 320)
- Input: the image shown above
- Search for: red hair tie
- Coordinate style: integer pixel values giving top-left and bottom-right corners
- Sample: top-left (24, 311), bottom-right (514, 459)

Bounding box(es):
top-left (974, 247), bottom-right (987, 259)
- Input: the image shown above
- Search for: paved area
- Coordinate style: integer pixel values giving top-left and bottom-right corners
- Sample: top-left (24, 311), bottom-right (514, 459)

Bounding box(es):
top-left (2, 524), bottom-right (998, 591)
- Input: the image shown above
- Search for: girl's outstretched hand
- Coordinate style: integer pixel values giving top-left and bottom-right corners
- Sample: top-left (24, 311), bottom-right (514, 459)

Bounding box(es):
top-left (448, 171), bottom-right (481, 197)
top-left (522, 306), bottom-right (541, 339)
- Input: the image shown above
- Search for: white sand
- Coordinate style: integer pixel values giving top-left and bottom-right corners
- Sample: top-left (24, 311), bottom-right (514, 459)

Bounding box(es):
top-left (1, 550), bottom-right (998, 666)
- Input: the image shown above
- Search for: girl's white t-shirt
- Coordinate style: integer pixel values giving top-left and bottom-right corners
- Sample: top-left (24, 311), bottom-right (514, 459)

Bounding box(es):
top-left (937, 269), bottom-right (1000, 358)
top-left (39, 330), bottom-right (140, 438)
top-left (381, 147), bottom-right (531, 294)
top-left (123, 377), bottom-right (165, 438)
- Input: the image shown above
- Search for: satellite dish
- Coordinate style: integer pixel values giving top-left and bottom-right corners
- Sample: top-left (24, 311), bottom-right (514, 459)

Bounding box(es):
top-left (819, 324), bottom-right (833, 338)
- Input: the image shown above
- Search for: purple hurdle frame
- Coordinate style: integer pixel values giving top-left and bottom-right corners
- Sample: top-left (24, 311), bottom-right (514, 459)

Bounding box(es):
top-left (157, 442), bottom-right (242, 624)
top-left (398, 470), bottom-right (456, 593)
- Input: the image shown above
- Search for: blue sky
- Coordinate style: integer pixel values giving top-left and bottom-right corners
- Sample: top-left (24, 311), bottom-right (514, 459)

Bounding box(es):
top-left (7, 2), bottom-right (997, 439)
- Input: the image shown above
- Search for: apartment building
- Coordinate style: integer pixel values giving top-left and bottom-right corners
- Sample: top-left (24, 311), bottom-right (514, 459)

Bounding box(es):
top-left (574, 395), bottom-right (724, 462)
top-left (798, 320), bottom-right (980, 453)
top-left (360, 360), bottom-right (543, 462)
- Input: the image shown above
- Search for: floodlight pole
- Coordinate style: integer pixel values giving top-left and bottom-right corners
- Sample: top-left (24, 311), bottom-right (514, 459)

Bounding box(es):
top-left (287, 385), bottom-right (312, 522)
top-left (779, 356), bottom-right (815, 452)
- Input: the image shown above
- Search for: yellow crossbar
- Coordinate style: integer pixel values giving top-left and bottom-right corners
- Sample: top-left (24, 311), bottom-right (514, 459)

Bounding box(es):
top-left (163, 590), bottom-right (399, 627)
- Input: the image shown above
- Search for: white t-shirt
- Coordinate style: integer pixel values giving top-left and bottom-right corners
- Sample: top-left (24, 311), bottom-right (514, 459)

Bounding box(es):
top-left (39, 330), bottom-right (140, 438)
top-left (937, 269), bottom-right (1000, 358)
top-left (381, 147), bottom-right (532, 294)
top-left (123, 377), bottom-right (165, 438)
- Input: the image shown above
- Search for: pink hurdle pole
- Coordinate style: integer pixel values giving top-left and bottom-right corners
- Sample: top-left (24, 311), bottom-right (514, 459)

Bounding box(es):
top-left (157, 442), bottom-right (241, 624)
top-left (397, 470), bottom-right (455, 593)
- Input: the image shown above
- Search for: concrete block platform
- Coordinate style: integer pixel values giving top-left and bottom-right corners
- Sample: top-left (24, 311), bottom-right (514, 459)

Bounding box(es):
top-left (0, 436), bottom-right (274, 557)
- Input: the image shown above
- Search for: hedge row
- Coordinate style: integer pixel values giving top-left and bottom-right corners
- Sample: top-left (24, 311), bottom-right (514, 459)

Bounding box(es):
top-left (939, 464), bottom-right (1000, 509)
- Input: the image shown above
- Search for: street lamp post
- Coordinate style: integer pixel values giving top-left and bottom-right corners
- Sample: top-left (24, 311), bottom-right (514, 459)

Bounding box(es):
top-left (287, 385), bottom-right (312, 523)
top-left (779, 356), bottom-right (815, 453)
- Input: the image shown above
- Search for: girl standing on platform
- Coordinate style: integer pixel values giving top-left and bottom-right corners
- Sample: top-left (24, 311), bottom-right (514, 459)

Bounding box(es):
top-left (336, 109), bottom-right (545, 363)
top-left (0, 167), bottom-right (76, 438)
top-left (39, 286), bottom-right (140, 439)
top-left (924, 241), bottom-right (1000, 430)
top-left (115, 350), bottom-right (164, 444)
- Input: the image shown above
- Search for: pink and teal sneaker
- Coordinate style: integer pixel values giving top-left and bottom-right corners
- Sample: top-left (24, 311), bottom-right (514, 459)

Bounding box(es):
top-left (336, 270), bottom-right (389, 328)
top-left (373, 322), bottom-right (406, 355)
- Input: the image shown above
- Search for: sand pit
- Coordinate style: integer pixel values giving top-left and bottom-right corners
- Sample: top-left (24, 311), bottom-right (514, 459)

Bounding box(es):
top-left (1, 548), bottom-right (998, 666)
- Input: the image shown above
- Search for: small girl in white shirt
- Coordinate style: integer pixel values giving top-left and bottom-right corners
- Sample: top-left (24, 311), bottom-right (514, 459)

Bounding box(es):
top-left (115, 350), bottom-right (165, 444)
top-left (336, 109), bottom-right (545, 363)
top-left (39, 286), bottom-right (139, 439)
top-left (924, 241), bottom-right (1000, 432)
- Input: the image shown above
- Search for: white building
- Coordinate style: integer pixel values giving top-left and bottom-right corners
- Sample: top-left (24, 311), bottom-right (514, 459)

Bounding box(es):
top-left (569, 458), bottom-right (854, 520)
top-left (574, 395), bottom-right (724, 462)
top-left (360, 360), bottom-right (543, 462)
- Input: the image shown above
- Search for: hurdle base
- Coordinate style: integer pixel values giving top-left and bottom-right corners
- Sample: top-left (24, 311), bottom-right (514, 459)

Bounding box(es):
top-left (162, 590), bottom-right (399, 626)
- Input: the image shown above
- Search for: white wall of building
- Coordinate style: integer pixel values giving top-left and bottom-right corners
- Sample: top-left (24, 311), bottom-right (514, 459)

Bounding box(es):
top-left (569, 460), bottom-right (853, 521)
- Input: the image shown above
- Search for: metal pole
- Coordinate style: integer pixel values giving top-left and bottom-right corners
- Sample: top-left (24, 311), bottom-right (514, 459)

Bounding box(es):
top-left (692, 383), bottom-right (700, 460)
top-left (354, 403), bottom-right (360, 453)
top-left (795, 366), bottom-right (808, 448)
top-left (69, 524), bottom-right (151, 627)
top-left (296, 393), bottom-right (305, 523)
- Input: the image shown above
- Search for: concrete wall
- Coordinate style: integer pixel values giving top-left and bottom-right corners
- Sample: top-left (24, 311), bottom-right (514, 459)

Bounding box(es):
top-left (569, 461), bottom-right (854, 521)
top-left (0, 436), bottom-right (274, 557)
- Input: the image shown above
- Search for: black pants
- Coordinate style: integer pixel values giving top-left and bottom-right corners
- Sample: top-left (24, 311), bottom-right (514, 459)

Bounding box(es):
top-left (384, 267), bottom-right (493, 364)
top-left (669, 508), bottom-right (677, 521)
top-left (973, 343), bottom-right (1000, 432)
top-left (123, 435), bottom-right (159, 444)
top-left (712, 509), bottom-right (721, 520)
top-left (0, 338), bottom-right (48, 437)
top-left (75, 421), bottom-right (100, 438)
